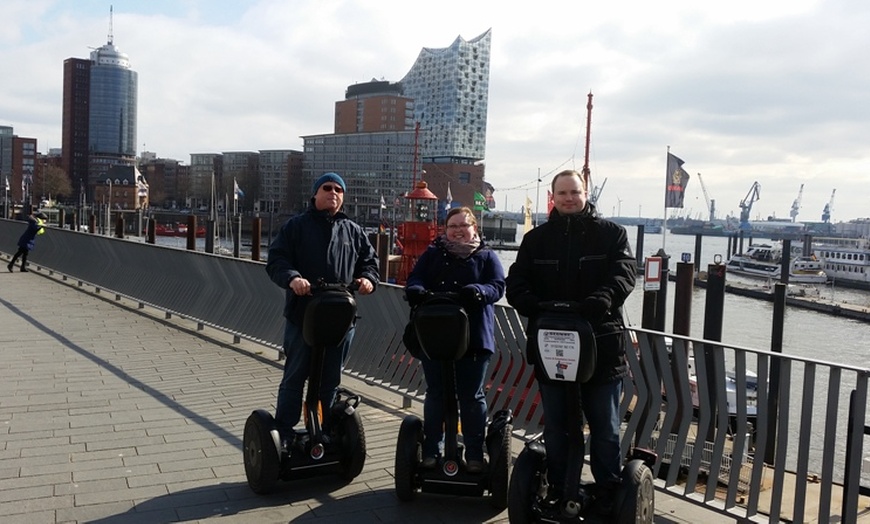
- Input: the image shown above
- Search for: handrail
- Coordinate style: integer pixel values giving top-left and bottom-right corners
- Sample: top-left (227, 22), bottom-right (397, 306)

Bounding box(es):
top-left (3, 219), bottom-right (867, 522)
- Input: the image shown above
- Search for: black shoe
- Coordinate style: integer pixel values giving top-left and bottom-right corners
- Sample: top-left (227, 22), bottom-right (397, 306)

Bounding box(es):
top-left (6, 264), bottom-right (12, 272)
top-left (20, 268), bottom-right (28, 273)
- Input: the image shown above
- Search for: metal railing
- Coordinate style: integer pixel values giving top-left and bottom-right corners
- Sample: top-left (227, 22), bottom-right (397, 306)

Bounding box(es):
top-left (3, 219), bottom-right (868, 522)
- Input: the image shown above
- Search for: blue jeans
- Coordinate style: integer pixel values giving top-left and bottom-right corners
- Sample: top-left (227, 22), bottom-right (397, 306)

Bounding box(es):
top-left (275, 320), bottom-right (354, 433)
top-left (421, 353), bottom-right (491, 462)
top-left (540, 378), bottom-right (622, 491)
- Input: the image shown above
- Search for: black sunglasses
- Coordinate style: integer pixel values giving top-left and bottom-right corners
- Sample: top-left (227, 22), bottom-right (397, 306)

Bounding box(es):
top-left (320, 184), bottom-right (344, 193)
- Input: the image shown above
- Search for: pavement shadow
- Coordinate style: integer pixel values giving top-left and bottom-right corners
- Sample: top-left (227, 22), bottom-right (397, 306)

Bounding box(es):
top-left (85, 477), bottom-right (508, 523)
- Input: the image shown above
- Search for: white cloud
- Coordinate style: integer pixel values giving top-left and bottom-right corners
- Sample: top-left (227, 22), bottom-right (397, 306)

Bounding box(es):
top-left (1, 0), bottom-right (868, 223)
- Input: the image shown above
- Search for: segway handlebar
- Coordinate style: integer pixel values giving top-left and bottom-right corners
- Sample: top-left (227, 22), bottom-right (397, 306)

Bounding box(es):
top-left (311, 280), bottom-right (360, 294)
top-left (538, 300), bottom-right (581, 313)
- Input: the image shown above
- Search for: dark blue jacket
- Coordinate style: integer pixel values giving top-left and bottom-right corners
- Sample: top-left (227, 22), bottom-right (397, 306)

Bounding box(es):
top-left (405, 237), bottom-right (505, 356)
top-left (17, 216), bottom-right (45, 251)
top-left (266, 206), bottom-right (379, 325)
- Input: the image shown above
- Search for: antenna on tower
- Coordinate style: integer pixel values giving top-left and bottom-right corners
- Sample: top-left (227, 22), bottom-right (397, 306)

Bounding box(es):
top-left (107, 5), bottom-right (114, 45)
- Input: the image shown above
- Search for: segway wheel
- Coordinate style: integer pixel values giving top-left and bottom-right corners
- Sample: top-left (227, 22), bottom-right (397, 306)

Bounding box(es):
top-left (613, 459), bottom-right (655, 523)
top-left (243, 410), bottom-right (280, 494)
top-left (394, 415), bottom-right (423, 501)
top-left (339, 409), bottom-right (367, 480)
top-left (508, 446), bottom-right (545, 524)
top-left (488, 422), bottom-right (513, 510)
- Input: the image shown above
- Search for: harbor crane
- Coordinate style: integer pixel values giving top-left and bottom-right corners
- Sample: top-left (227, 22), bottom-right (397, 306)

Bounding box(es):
top-left (739, 181), bottom-right (761, 230)
top-left (821, 189), bottom-right (836, 223)
top-left (589, 177), bottom-right (607, 206)
top-left (697, 173), bottom-right (716, 222)
top-left (789, 183), bottom-right (804, 222)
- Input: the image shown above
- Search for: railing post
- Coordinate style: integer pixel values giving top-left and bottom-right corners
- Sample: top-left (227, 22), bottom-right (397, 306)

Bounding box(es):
top-left (635, 224), bottom-right (645, 270)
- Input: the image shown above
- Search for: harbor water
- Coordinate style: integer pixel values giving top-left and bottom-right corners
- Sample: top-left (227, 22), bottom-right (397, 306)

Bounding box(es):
top-left (494, 224), bottom-right (869, 371)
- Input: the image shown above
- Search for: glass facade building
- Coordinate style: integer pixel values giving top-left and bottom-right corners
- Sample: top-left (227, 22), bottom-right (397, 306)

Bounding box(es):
top-left (88, 42), bottom-right (137, 158)
top-left (400, 29), bottom-right (491, 162)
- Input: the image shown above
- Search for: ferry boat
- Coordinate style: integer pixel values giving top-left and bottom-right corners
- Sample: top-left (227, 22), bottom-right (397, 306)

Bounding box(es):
top-left (809, 237), bottom-right (870, 290)
top-left (725, 243), bottom-right (827, 284)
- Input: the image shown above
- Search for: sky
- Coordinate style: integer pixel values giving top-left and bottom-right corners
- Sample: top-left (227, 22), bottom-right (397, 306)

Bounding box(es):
top-left (1, 0), bottom-right (869, 223)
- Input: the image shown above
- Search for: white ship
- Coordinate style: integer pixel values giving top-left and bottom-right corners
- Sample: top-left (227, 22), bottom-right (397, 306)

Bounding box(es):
top-left (725, 243), bottom-right (827, 284)
top-left (809, 237), bottom-right (870, 290)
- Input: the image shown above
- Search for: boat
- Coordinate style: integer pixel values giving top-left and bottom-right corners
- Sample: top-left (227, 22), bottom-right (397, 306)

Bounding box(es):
top-left (669, 220), bottom-right (735, 237)
top-left (725, 243), bottom-right (827, 284)
top-left (808, 237), bottom-right (870, 290)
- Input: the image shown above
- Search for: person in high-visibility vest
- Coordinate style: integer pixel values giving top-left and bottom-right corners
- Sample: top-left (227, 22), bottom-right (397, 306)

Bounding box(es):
top-left (7, 211), bottom-right (48, 273)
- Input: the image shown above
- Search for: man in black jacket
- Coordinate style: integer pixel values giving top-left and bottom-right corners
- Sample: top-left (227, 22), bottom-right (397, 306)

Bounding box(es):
top-left (506, 169), bottom-right (636, 506)
top-left (266, 172), bottom-right (379, 438)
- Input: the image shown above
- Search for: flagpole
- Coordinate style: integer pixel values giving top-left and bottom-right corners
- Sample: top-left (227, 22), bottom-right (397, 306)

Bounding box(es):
top-left (663, 146), bottom-right (669, 251)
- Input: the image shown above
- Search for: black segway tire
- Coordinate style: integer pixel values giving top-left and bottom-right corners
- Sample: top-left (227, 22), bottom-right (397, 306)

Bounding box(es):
top-left (488, 422), bottom-right (512, 510)
top-left (394, 415), bottom-right (423, 501)
top-left (508, 446), bottom-right (545, 524)
top-left (339, 409), bottom-right (366, 480)
top-left (243, 409), bottom-right (281, 494)
top-left (613, 459), bottom-right (655, 523)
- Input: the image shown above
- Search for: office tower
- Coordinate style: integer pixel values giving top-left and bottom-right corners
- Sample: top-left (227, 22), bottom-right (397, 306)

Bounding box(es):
top-left (62, 17), bottom-right (137, 202)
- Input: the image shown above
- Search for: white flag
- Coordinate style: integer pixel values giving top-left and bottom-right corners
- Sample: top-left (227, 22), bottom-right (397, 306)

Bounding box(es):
top-left (233, 178), bottom-right (244, 200)
top-left (445, 182), bottom-right (453, 211)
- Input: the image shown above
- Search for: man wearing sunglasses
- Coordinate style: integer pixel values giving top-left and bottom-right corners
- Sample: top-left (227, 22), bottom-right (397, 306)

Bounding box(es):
top-left (266, 172), bottom-right (379, 440)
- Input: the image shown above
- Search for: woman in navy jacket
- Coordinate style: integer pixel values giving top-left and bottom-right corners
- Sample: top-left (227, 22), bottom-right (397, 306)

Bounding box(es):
top-left (405, 206), bottom-right (505, 473)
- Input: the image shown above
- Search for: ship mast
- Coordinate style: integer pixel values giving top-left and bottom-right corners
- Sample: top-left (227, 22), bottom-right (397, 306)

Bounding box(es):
top-left (582, 91), bottom-right (593, 191)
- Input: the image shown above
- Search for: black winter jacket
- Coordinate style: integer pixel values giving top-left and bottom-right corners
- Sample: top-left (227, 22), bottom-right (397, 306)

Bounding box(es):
top-left (266, 206), bottom-right (379, 325)
top-left (505, 205), bottom-right (636, 383)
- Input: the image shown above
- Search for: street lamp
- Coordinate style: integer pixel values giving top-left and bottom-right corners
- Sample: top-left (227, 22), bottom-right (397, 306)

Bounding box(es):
top-left (105, 178), bottom-right (113, 236)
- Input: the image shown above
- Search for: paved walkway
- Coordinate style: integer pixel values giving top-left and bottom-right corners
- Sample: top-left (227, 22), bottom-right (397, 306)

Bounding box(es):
top-left (0, 261), bottom-right (740, 523)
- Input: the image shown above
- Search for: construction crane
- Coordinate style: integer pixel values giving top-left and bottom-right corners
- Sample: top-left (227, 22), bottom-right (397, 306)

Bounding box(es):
top-left (821, 189), bottom-right (836, 223)
top-left (696, 173), bottom-right (716, 222)
top-left (789, 183), bottom-right (804, 222)
top-left (739, 181), bottom-right (761, 230)
top-left (589, 177), bottom-right (607, 206)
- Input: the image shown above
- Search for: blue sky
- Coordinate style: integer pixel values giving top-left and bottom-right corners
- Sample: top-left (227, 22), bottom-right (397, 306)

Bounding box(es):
top-left (2, 0), bottom-right (869, 224)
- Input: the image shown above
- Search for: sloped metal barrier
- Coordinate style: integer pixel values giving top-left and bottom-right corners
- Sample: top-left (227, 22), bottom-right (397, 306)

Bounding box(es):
top-left (3, 219), bottom-right (867, 522)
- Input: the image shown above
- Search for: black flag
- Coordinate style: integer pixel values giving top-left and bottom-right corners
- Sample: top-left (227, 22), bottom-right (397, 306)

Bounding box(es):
top-left (665, 153), bottom-right (690, 208)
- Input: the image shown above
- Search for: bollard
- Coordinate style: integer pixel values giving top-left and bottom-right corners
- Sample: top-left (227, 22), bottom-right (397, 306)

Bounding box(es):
top-left (376, 232), bottom-right (390, 283)
top-left (146, 218), bottom-right (156, 244)
top-left (635, 224), bottom-right (645, 269)
top-left (693, 234), bottom-right (702, 274)
top-left (780, 239), bottom-right (791, 284)
top-left (765, 281), bottom-right (787, 464)
top-left (58, 208), bottom-right (66, 229)
top-left (654, 249), bottom-right (669, 332)
top-left (673, 261), bottom-right (694, 336)
top-left (186, 215), bottom-right (197, 251)
top-left (702, 262), bottom-right (727, 440)
top-left (205, 220), bottom-right (216, 254)
top-left (89, 214), bottom-right (96, 234)
top-left (251, 217), bottom-right (261, 261)
top-left (114, 216), bottom-right (124, 238)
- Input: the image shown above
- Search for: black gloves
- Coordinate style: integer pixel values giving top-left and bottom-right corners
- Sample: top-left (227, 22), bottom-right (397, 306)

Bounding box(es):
top-left (579, 297), bottom-right (609, 323)
top-left (459, 285), bottom-right (482, 307)
top-left (510, 294), bottom-right (540, 317)
top-left (405, 285), bottom-right (426, 307)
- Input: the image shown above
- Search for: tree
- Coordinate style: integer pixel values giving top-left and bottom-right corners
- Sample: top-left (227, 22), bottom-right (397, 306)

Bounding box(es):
top-left (36, 165), bottom-right (73, 201)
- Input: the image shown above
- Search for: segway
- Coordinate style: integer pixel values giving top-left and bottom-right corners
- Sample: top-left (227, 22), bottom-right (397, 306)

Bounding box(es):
top-left (507, 301), bottom-right (656, 523)
top-left (243, 282), bottom-right (366, 494)
top-left (394, 292), bottom-right (513, 509)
